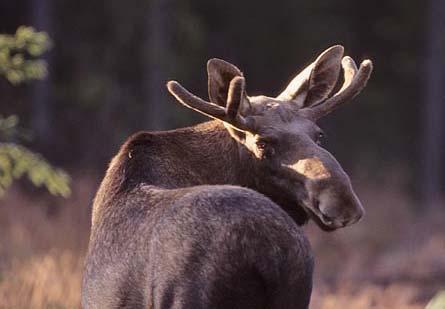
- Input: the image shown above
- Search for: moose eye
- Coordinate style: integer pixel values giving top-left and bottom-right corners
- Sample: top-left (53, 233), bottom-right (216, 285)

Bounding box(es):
top-left (256, 140), bottom-right (267, 151)
top-left (256, 139), bottom-right (275, 158)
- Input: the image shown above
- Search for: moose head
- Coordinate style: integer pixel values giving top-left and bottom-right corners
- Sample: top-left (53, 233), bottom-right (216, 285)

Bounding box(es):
top-left (167, 45), bottom-right (373, 231)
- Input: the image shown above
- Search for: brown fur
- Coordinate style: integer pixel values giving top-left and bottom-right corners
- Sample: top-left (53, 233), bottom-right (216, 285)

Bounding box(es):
top-left (83, 46), bottom-right (372, 309)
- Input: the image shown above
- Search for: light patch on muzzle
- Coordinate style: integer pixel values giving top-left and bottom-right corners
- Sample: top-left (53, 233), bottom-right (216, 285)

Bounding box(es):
top-left (285, 157), bottom-right (331, 180)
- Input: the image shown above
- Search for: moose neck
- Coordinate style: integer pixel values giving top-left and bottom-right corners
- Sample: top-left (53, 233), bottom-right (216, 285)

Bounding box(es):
top-left (94, 120), bottom-right (308, 225)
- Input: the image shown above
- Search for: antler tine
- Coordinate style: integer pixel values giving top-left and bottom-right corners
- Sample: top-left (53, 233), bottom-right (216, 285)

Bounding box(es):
top-left (167, 81), bottom-right (227, 117)
top-left (337, 56), bottom-right (358, 93)
top-left (167, 78), bottom-right (252, 131)
top-left (226, 77), bottom-right (245, 118)
top-left (309, 58), bottom-right (373, 119)
top-left (226, 76), bottom-right (253, 131)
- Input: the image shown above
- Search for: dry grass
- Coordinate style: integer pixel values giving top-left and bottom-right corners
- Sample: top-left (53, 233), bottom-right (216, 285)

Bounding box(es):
top-left (0, 175), bottom-right (443, 308)
top-left (0, 250), bottom-right (82, 308)
top-left (0, 176), bottom-right (93, 309)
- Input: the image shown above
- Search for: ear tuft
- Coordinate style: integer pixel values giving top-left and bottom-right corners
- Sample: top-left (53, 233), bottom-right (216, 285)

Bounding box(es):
top-left (207, 58), bottom-right (243, 106)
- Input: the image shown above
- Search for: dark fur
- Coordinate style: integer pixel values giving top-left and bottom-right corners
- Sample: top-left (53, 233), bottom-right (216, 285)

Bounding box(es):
top-left (83, 47), bottom-right (372, 308)
top-left (82, 121), bottom-right (313, 309)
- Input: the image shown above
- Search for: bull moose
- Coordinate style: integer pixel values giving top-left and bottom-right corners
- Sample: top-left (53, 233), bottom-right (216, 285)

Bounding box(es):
top-left (82, 45), bottom-right (373, 308)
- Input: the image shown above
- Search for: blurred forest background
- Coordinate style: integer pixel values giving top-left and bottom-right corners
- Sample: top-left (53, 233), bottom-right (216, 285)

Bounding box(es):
top-left (0, 0), bottom-right (444, 308)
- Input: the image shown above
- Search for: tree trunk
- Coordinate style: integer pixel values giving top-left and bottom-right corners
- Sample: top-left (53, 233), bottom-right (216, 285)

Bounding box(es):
top-left (422, 0), bottom-right (445, 208)
top-left (31, 0), bottom-right (53, 145)
top-left (144, 0), bottom-right (172, 130)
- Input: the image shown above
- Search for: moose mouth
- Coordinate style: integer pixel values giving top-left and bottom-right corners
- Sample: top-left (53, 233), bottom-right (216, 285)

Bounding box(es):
top-left (302, 199), bottom-right (339, 232)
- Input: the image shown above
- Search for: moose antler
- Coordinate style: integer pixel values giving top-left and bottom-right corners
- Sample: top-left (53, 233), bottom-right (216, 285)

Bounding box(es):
top-left (306, 57), bottom-right (373, 119)
top-left (167, 76), bottom-right (253, 131)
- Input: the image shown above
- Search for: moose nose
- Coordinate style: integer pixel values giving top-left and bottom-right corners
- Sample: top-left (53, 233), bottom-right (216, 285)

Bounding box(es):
top-left (351, 205), bottom-right (365, 224)
top-left (317, 190), bottom-right (365, 228)
top-left (333, 209), bottom-right (364, 228)
top-left (341, 200), bottom-right (365, 226)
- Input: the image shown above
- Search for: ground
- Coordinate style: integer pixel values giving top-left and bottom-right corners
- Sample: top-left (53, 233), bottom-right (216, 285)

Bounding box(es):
top-left (0, 175), bottom-right (443, 308)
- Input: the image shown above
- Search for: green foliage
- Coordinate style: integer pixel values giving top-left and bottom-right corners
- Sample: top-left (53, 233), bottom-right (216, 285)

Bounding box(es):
top-left (0, 26), bottom-right (52, 85)
top-left (0, 114), bottom-right (30, 141)
top-left (0, 115), bottom-right (71, 198)
top-left (0, 27), bottom-right (70, 198)
top-left (0, 143), bottom-right (71, 197)
top-left (0, 114), bottom-right (19, 138)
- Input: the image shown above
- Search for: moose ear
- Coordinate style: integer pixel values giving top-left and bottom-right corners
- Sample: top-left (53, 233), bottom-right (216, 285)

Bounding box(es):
top-left (277, 45), bottom-right (344, 108)
top-left (207, 58), bottom-right (243, 106)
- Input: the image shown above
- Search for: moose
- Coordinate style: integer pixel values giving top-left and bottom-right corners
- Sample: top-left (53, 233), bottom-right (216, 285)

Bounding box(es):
top-left (82, 45), bottom-right (373, 309)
